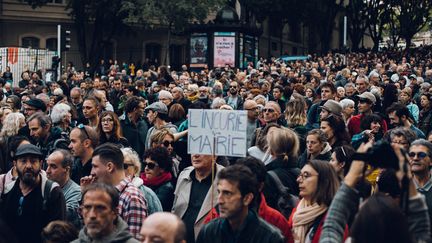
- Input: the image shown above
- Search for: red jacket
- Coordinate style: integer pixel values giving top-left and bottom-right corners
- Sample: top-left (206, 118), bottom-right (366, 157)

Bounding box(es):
top-left (348, 113), bottom-right (388, 137)
top-left (287, 207), bottom-right (349, 243)
top-left (204, 193), bottom-right (293, 243)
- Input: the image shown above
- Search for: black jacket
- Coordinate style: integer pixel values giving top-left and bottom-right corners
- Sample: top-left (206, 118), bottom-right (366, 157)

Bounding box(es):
top-left (264, 157), bottom-right (300, 209)
top-left (196, 210), bottom-right (284, 243)
top-left (120, 115), bottom-right (148, 158)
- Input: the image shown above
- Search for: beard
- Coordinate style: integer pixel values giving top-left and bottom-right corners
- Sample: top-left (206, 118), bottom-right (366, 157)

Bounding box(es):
top-left (17, 168), bottom-right (40, 186)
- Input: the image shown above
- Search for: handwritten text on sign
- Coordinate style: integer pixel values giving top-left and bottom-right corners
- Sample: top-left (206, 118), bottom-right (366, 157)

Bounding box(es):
top-left (188, 109), bottom-right (247, 157)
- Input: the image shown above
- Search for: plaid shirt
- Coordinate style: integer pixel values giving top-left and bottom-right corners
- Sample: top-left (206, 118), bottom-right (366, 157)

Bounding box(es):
top-left (116, 177), bottom-right (148, 239)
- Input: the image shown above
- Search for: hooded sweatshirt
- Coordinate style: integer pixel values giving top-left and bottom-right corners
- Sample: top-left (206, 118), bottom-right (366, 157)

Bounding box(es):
top-left (71, 217), bottom-right (139, 243)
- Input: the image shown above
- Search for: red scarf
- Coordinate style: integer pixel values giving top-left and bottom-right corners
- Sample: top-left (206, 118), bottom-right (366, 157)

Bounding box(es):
top-left (141, 171), bottom-right (172, 187)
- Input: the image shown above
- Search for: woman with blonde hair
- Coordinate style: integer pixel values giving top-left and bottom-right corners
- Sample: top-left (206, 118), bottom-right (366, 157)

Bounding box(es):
top-left (0, 112), bottom-right (25, 138)
top-left (121, 147), bottom-right (163, 214)
top-left (263, 127), bottom-right (301, 210)
top-left (285, 98), bottom-right (309, 153)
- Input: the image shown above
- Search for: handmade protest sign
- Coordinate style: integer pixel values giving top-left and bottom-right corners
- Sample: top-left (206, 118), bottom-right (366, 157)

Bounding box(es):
top-left (188, 109), bottom-right (247, 157)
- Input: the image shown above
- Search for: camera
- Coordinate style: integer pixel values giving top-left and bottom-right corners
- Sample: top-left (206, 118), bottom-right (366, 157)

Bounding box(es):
top-left (351, 140), bottom-right (400, 170)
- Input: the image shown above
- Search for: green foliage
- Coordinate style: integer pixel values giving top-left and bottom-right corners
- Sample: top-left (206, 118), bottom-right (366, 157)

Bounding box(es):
top-left (128, 0), bottom-right (226, 30)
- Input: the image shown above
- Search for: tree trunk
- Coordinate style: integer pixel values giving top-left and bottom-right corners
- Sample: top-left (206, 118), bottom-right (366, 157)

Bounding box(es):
top-left (405, 36), bottom-right (412, 51)
top-left (165, 23), bottom-right (172, 66)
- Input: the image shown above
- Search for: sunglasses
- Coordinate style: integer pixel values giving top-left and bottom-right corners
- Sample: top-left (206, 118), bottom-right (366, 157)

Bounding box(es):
top-left (77, 124), bottom-right (90, 139)
top-left (123, 163), bottom-right (134, 170)
top-left (143, 162), bottom-right (159, 170)
top-left (408, 151), bottom-right (428, 159)
top-left (262, 108), bottom-right (275, 113)
top-left (162, 141), bottom-right (174, 147)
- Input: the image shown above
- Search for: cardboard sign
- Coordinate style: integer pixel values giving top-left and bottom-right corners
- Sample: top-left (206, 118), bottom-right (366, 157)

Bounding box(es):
top-left (188, 109), bottom-right (247, 157)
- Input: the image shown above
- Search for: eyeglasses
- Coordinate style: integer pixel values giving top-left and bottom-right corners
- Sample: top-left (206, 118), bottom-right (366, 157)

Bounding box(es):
top-left (123, 163), bottom-right (134, 170)
top-left (297, 172), bottom-right (318, 181)
top-left (245, 107), bottom-right (259, 111)
top-left (230, 86), bottom-right (238, 89)
top-left (143, 161), bottom-right (159, 170)
top-left (262, 108), bottom-right (275, 113)
top-left (162, 141), bottom-right (174, 147)
top-left (17, 196), bottom-right (24, 216)
top-left (408, 151), bottom-right (428, 159)
top-left (77, 124), bottom-right (89, 140)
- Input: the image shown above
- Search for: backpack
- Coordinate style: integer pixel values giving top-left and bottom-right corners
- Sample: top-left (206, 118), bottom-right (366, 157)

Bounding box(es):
top-left (0, 174), bottom-right (57, 211)
top-left (267, 170), bottom-right (299, 218)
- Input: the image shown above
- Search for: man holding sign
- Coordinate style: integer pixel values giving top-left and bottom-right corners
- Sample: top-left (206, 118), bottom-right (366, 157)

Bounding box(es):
top-left (172, 153), bottom-right (224, 243)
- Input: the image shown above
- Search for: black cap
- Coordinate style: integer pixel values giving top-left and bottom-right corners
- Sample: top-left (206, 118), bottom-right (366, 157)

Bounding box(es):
top-left (24, 98), bottom-right (47, 112)
top-left (14, 144), bottom-right (43, 159)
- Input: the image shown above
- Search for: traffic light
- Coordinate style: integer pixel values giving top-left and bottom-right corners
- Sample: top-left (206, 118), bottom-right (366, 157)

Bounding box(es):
top-left (61, 29), bottom-right (71, 51)
top-left (52, 56), bottom-right (60, 69)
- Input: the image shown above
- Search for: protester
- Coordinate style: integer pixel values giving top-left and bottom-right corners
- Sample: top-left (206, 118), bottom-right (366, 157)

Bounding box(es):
top-left (97, 110), bottom-right (129, 147)
top-left (172, 153), bottom-right (224, 243)
top-left (140, 212), bottom-right (187, 243)
top-left (121, 147), bottom-right (163, 214)
top-left (298, 129), bottom-right (332, 168)
top-left (81, 143), bottom-right (148, 239)
top-left (72, 183), bottom-right (139, 243)
top-left (142, 147), bottom-right (175, 211)
top-left (46, 149), bottom-right (81, 227)
top-left (0, 144), bottom-right (66, 243)
top-left (288, 160), bottom-right (344, 243)
top-left (197, 165), bottom-right (285, 243)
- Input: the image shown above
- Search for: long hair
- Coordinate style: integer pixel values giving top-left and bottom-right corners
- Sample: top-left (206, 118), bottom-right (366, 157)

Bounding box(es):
top-left (267, 127), bottom-right (300, 162)
top-left (307, 160), bottom-right (340, 206)
top-left (321, 115), bottom-right (351, 144)
top-left (97, 111), bottom-right (123, 141)
top-left (285, 98), bottom-right (307, 127)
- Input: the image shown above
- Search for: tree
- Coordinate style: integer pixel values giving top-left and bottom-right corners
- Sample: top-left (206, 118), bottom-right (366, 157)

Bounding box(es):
top-left (364, 0), bottom-right (391, 51)
top-left (345, 0), bottom-right (368, 51)
top-left (24, 0), bottom-right (136, 72)
top-left (127, 0), bottom-right (226, 65)
top-left (395, 0), bottom-right (432, 50)
top-left (303, 0), bottom-right (344, 53)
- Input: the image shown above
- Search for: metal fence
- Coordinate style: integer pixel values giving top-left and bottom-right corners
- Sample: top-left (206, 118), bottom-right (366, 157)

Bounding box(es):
top-left (0, 47), bottom-right (56, 87)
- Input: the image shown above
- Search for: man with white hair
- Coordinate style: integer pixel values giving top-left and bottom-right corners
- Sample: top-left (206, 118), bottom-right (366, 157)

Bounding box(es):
top-left (172, 87), bottom-right (191, 112)
top-left (158, 90), bottom-right (174, 109)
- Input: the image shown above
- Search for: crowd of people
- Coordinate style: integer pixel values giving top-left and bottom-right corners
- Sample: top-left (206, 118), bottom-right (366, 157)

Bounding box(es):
top-left (0, 46), bottom-right (432, 243)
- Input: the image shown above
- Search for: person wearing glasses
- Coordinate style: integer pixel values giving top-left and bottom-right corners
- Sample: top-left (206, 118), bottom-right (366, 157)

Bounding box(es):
top-left (121, 147), bottom-right (163, 214)
top-left (288, 160), bottom-right (344, 243)
top-left (0, 144), bottom-right (66, 243)
top-left (72, 183), bottom-right (139, 243)
top-left (97, 111), bottom-right (129, 147)
top-left (142, 147), bottom-right (175, 212)
top-left (409, 139), bottom-right (432, 227)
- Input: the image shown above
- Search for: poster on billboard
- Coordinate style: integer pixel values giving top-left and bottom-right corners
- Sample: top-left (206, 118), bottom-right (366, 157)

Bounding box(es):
top-left (190, 34), bottom-right (208, 67)
top-left (214, 33), bottom-right (235, 68)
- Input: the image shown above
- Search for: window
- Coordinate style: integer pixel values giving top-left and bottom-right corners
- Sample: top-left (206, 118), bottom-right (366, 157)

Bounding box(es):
top-left (22, 37), bottom-right (40, 48)
top-left (46, 38), bottom-right (57, 51)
